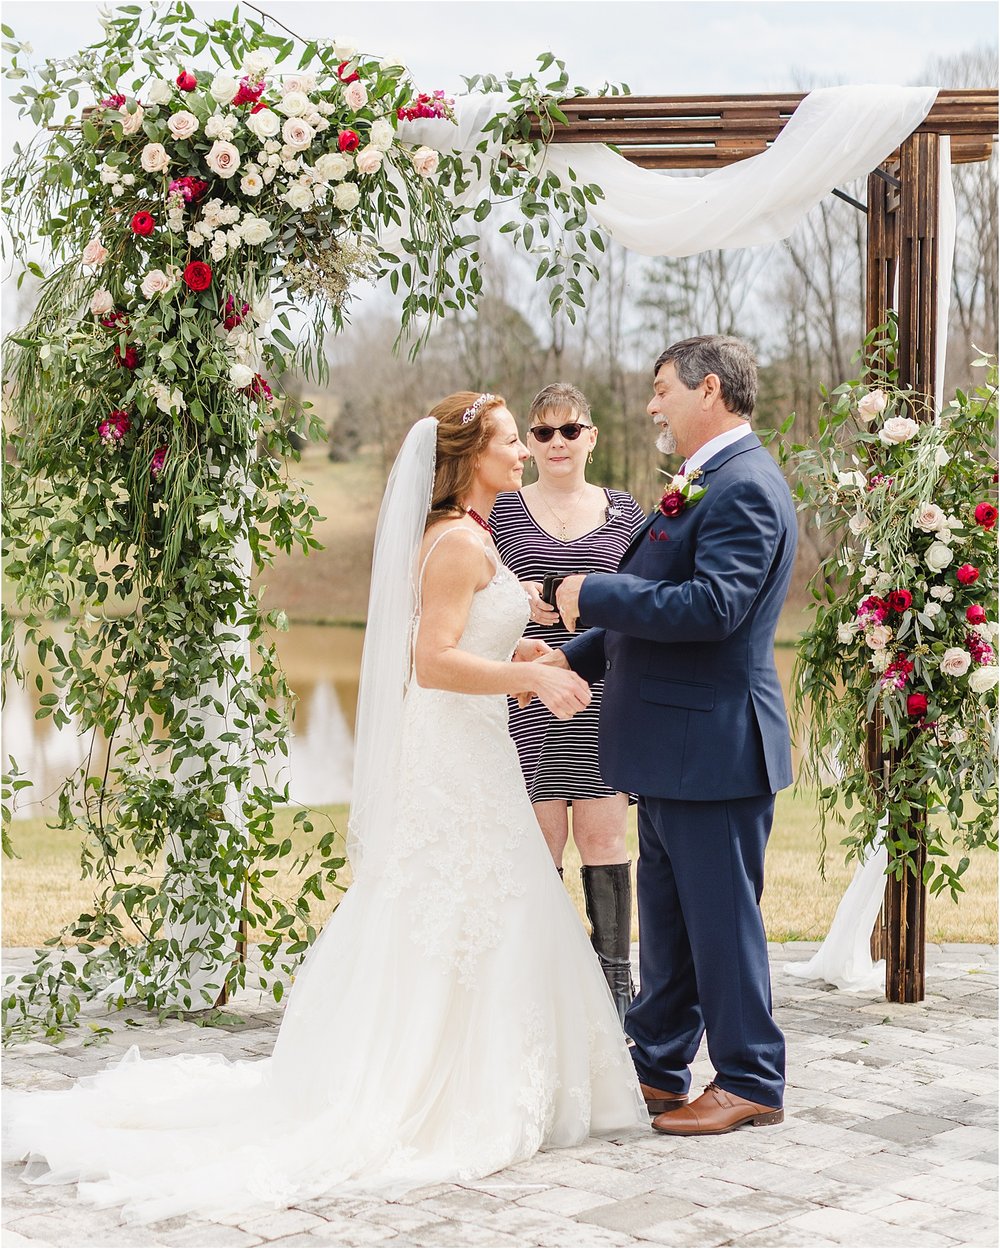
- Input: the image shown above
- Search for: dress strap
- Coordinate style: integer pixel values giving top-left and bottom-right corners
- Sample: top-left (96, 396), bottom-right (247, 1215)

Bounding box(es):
top-left (415, 526), bottom-right (498, 614)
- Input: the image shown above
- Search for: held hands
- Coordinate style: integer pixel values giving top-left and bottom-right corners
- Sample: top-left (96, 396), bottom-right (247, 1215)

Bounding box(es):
top-left (513, 637), bottom-right (553, 662)
top-left (525, 658), bottom-right (591, 720)
top-left (523, 581), bottom-right (561, 628)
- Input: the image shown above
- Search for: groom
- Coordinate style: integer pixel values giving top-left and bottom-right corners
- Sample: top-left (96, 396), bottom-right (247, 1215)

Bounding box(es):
top-left (553, 335), bottom-right (796, 1135)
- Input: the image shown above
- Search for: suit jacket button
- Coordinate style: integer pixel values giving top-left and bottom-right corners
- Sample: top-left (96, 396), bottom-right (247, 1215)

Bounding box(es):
top-left (606, 660), bottom-right (612, 670)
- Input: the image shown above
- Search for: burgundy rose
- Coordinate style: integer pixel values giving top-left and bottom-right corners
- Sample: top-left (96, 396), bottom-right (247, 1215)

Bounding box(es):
top-left (658, 490), bottom-right (685, 518)
top-left (113, 344), bottom-right (139, 370)
top-left (99, 310), bottom-right (129, 331)
top-left (175, 70), bottom-right (197, 92)
top-left (183, 261), bottom-right (213, 292)
top-left (242, 373), bottom-right (273, 404)
top-left (887, 589), bottom-right (912, 614)
top-left (150, 445), bottom-right (168, 479)
top-left (967, 604), bottom-right (988, 625)
top-left (337, 61), bottom-right (360, 83)
top-left (222, 294), bottom-right (250, 330)
top-left (338, 129), bottom-right (360, 153)
top-left (974, 501), bottom-right (998, 530)
top-left (130, 211), bottom-right (156, 237)
top-left (906, 692), bottom-right (928, 719)
top-left (956, 564), bottom-right (980, 586)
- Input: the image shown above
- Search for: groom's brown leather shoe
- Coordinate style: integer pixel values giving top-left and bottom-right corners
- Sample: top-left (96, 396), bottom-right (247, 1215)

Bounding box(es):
top-left (651, 1083), bottom-right (783, 1135)
top-left (640, 1082), bottom-right (688, 1114)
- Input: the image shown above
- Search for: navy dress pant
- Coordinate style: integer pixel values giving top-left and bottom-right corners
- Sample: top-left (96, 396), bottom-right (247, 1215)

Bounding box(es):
top-left (625, 793), bottom-right (785, 1109)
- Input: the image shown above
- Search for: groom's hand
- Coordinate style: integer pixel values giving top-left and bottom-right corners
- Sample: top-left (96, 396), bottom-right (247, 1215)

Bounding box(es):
top-left (555, 575), bottom-right (586, 633)
top-left (515, 648), bottom-right (568, 707)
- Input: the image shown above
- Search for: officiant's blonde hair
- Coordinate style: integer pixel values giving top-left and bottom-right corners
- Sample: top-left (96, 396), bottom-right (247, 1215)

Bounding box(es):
top-left (425, 391), bottom-right (506, 530)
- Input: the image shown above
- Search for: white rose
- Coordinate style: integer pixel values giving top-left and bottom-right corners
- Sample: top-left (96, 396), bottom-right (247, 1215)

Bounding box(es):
top-left (369, 117), bottom-right (394, 152)
top-left (930, 585), bottom-right (955, 602)
top-left (836, 622), bottom-right (857, 644)
top-left (277, 90), bottom-right (310, 118)
top-left (243, 49), bottom-right (275, 76)
top-left (210, 73), bottom-right (239, 105)
top-left (205, 140), bottom-right (241, 178)
top-left (282, 72), bottom-right (316, 94)
top-left (934, 446), bottom-right (951, 467)
top-left (410, 145), bottom-right (439, 177)
top-left (139, 142), bottom-right (170, 174)
top-left (969, 666), bottom-right (998, 693)
top-left (871, 649), bottom-right (890, 673)
top-left (924, 602), bottom-right (943, 618)
top-left (89, 288), bottom-right (114, 316)
top-left (246, 107), bottom-right (281, 140)
top-left (147, 78), bottom-right (174, 105)
top-left (315, 151), bottom-right (351, 181)
top-left (925, 541), bottom-right (954, 572)
top-left (355, 144), bottom-right (383, 175)
top-left (913, 502), bottom-right (947, 533)
top-left (836, 470), bottom-right (866, 490)
top-left (229, 362), bottom-right (254, 388)
top-left (120, 102), bottom-right (144, 135)
top-left (240, 215), bottom-right (272, 244)
top-left (122, 173), bottom-right (135, 186)
top-left (856, 389), bottom-right (888, 421)
top-left (140, 267), bottom-right (175, 298)
top-left (82, 239), bottom-right (108, 267)
top-left (879, 416), bottom-right (920, 446)
top-left (99, 164), bottom-right (119, 184)
top-left (253, 296), bottom-right (274, 323)
top-left (333, 181), bottom-right (361, 211)
top-left (343, 80), bottom-right (368, 111)
top-left (205, 113), bottom-right (236, 141)
top-left (866, 624), bottom-right (893, 650)
top-left (283, 183), bottom-right (314, 211)
top-left (240, 171), bottom-right (264, 197)
top-left (940, 648), bottom-right (972, 677)
top-left (261, 166), bottom-right (277, 184)
top-left (282, 117), bottom-right (315, 151)
top-left (168, 110), bottom-right (199, 141)
top-left (848, 512), bottom-right (869, 536)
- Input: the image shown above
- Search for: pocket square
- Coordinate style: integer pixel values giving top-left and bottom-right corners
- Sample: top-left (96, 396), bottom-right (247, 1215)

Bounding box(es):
top-left (648, 530), bottom-right (670, 542)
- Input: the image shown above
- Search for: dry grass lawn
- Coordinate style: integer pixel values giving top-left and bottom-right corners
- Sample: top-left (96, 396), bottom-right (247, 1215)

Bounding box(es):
top-left (4, 788), bottom-right (995, 948)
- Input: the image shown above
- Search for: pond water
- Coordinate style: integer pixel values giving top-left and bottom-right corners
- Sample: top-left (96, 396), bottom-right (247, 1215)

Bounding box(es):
top-left (4, 623), bottom-right (798, 818)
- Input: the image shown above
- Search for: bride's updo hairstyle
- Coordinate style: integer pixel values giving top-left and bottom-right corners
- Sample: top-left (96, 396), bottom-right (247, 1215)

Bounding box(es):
top-left (425, 390), bottom-right (506, 530)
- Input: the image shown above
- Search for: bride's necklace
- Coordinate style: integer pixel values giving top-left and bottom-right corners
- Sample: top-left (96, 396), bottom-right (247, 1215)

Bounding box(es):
top-left (535, 484), bottom-right (588, 538)
top-left (465, 507), bottom-right (492, 535)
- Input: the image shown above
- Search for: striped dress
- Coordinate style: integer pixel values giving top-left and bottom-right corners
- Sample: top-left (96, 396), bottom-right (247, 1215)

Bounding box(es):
top-left (490, 488), bottom-right (646, 802)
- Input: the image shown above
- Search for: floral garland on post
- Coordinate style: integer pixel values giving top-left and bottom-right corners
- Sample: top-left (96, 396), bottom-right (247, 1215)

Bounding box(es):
top-left (1, 4), bottom-right (617, 1040)
top-left (775, 342), bottom-right (998, 898)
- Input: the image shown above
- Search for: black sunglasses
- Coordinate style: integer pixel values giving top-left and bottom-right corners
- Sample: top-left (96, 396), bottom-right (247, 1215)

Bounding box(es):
top-left (528, 422), bottom-right (593, 443)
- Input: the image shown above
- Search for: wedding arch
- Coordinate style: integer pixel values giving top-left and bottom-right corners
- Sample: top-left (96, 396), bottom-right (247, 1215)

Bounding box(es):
top-left (2, 2), bottom-right (996, 1038)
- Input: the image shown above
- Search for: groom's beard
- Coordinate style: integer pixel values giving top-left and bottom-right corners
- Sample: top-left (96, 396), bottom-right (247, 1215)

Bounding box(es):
top-left (656, 425), bottom-right (677, 455)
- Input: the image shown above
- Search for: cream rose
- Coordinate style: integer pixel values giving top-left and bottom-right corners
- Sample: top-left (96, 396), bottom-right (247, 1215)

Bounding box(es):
top-left (240, 171), bottom-right (264, 197)
top-left (369, 118), bottom-right (394, 151)
top-left (82, 239), bottom-right (108, 267)
top-left (410, 145), bottom-right (439, 177)
top-left (229, 362), bottom-right (254, 389)
top-left (120, 103), bottom-right (145, 135)
top-left (277, 90), bottom-right (310, 118)
top-left (836, 622), bottom-right (857, 644)
top-left (140, 268), bottom-right (176, 298)
top-left (147, 77), bottom-right (174, 105)
top-left (969, 666), bottom-right (999, 693)
top-left (847, 512), bottom-right (869, 536)
top-left (210, 73), bottom-right (239, 105)
top-left (940, 648), bottom-right (972, 677)
top-left (836, 470), bottom-right (866, 490)
top-left (930, 585), bottom-right (955, 602)
top-left (140, 142), bottom-right (171, 174)
top-left (866, 625), bottom-right (893, 650)
top-left (281, 117), bottom-right (315, 151)
top-left (281, 72), bottom-right (316, 94)
top-left (240, 215), bottom-right (272, 245)
top-left (856, 389), bottom-right (888, 421)
top-left (283, 183), bottom-right (314, 211)
top-left (89, 288), bottom-right (114, 316)
top-left (913, 502), bottom-right (947, 533)
top-left (315, 151), bottom-right (351, 181)
top-left (168, 110), bottom-right (199, 141)
top-left (871, 649), bottom-right (890, 673)
top-left (925, 541), bottom-right (954, 572)
top-left (205, 140), bottom-right (241, 178)
top-left (246, 107), bottom-right (281, 140)
top-left (332, 40), bottom-right (357, 59)
top-left (205, 113), bottom-right (236, 141)
top-left (879, 416), bottom-right (920, 446)
top-left (355, 144), bottom-right (383, 175)
top-left (333, 181), bottom-right (361, 211)
top-left (344, 80), bottom-right (368, 111)
top-left (243, 49), bottom-right (275, 76)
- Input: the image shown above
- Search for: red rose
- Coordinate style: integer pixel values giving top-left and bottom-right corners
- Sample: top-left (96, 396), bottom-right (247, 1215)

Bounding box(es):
top-left (183, 261), bottom-right (213, 292)
top-left (967, 604), bottom-right (988, 624)
top-left (176, 71), bottom-right (197, 92)
top-left (906, 693), bottom-right (928, 719)
top-left (250, 99), bottom-right (269, 113)
top-left (658, 491), bottom-right (685, 518)
top-left (130, 211), bottom-right (156, 237)
top-left (956, 564), bottom-right (980, 586)
top-left (887, 589), bottom-right (912, 614)
top-left (974, 501), bottom-right (998, 530)
top-left (113, 344), bottom-right (139, 369)
top-left (338, 129), bottom-right (360, 153)
top-left (337, 61), bottom-right (360, 83)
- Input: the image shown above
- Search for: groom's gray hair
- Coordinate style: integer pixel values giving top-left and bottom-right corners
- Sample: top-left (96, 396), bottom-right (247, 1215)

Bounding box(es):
top-left (654, 335), bottom-right (757, 418)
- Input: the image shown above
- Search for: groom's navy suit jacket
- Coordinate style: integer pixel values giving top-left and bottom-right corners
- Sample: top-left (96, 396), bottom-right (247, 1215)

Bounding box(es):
top-left (562, 433), bottom-right (797, 801)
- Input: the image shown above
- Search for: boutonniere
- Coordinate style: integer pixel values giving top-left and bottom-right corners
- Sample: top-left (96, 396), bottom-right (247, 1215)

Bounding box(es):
top-left (658, 468), bottom-right (706, 517)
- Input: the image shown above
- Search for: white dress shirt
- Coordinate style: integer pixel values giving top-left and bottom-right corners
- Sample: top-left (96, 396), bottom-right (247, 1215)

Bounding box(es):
top-left (681, 423), bottom-right (753, 477)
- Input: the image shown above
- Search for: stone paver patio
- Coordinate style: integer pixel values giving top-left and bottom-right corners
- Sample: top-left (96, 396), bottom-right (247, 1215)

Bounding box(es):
top-left (2, 943), bottom-right (996, 1249)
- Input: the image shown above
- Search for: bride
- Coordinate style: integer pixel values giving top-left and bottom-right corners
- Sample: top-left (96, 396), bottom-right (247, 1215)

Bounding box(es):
top-left (4, 391), bottom-right (647, 1223)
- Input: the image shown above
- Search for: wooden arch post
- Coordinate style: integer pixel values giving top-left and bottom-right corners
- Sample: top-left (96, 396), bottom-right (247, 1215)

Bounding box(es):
top-left (533, 89), bottom-right (998, 1002)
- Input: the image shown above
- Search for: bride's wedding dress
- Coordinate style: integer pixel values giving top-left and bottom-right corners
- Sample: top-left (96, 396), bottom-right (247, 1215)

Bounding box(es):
top-left (4, 437), bottom-right (646, 1223)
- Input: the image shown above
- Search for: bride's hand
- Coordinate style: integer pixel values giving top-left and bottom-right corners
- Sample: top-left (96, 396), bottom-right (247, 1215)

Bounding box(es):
top-left (514, 637), bottom-right (552, 662)
top-left (526, 661), bottom-right (591, 720)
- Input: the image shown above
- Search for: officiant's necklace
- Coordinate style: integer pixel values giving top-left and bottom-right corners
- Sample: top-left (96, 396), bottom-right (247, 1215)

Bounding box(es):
top-left (535, 484), bottom-right (588, 538)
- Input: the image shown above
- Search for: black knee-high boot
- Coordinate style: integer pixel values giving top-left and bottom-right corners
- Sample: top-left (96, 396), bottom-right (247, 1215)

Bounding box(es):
top-left (581, 863), bottom-right (635, 1029)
